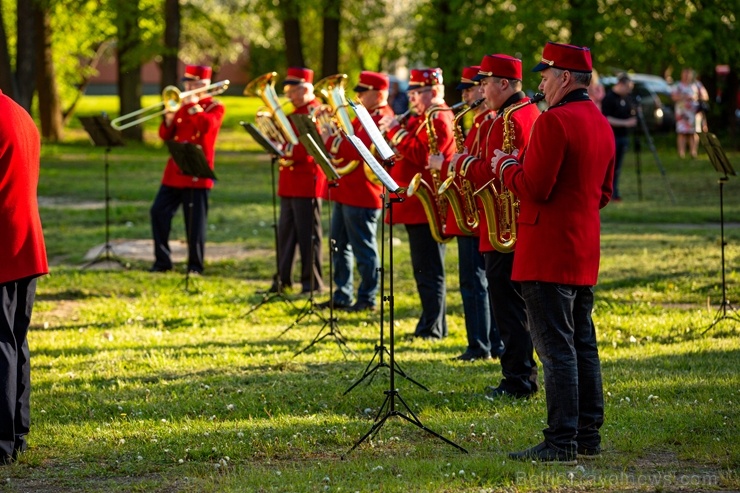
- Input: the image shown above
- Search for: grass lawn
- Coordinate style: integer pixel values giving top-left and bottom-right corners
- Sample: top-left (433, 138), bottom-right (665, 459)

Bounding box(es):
top-left (4, 96), bottom-right (739, 492)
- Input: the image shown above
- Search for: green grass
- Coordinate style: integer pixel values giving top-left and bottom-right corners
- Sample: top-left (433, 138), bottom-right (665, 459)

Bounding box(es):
top-left (4, 98), bottom-right (740, 491)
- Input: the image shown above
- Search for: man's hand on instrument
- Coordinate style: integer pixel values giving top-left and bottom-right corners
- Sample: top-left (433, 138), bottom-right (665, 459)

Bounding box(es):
top-left (378, 115), bottom-right (399, 133)
top-left (427, 153), bottom-right (444, 171)
top-left (491, 148), bottom-right (519, 178)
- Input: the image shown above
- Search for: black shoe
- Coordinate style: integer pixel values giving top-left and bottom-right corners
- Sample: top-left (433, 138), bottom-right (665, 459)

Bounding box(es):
top-left (347, 301), bottom-right (377, 313)
top-left (508, 441), bottom-right (577, 465)
top-left (187, 270), bottom-right (202, 276)
top-left (268, 283), bottom-right (291, 294)
top-left (454, 350), bottom-right (492, 361)
top-left (316, 299), bottom-right (351, 310)
top-left (148, 265), bottom-right (171, 273)
top-left (484, 386), bottom-right (533, 400)
top-left (577, 444), bottom-right (602, 459)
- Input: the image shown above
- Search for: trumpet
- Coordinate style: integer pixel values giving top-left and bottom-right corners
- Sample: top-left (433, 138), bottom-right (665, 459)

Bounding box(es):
top-left (244, 72), bottom-right (298, 145)
top-left (110, 80), bottom-right (230, 130)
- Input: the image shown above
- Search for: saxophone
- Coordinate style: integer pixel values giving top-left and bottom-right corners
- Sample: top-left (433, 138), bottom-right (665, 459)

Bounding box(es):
top-left (474, 93), bottom-right (544, 253)
top-left (406, 103), bottom-right (460, 243)
top-left (438, 97), bottom-right (485, 235)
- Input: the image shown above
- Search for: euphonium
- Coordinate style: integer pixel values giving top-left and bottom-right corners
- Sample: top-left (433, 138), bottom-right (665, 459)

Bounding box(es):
top-left (314, 74), bottom-right (354, 136)
top-left (438, 97), bottom-right (486, 235)
top-left (244, 72), bottom-right (298, 145)
top-left (474, 93), bottom-right (544, 253)
top-left (406, 103), bottom-right (459, 243)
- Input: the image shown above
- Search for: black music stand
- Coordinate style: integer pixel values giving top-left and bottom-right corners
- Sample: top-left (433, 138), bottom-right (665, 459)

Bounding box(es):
top-left (240, 122), bottom-right (297, 315)
top-left (342, 134), bottom-right (463, 456)
top-left (700, 133), bottom-right (739, 333)
top-left (165, 140), bottom-right (216, 292)
top-left (79, 115), bottom-right (126, 269)
top-left (341, 129), bottom-right (428, 394)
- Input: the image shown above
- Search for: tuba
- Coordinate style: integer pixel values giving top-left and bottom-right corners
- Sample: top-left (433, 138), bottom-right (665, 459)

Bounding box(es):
top-left (314, 74), bottom-right (360, 177)
top-left (244, 72), bottom-right (298, 145)
top-left (406, 103), bottom-right (461, 243)
top-left (437, 97), bottom-right (486, 235)
top-left (474, 93), bottom-right (544, 253)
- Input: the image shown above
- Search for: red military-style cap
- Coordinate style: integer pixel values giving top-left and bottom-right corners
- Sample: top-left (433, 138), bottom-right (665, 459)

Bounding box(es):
top-left (283, 67), bottom-right (314, 85)
top-left (182, 65), bottom-right (212, 82)
top-left (408, 68), bottom-right (443, 89)
top-left (456, 66), bottom-right (482, 90)
top-left (473, 54), bottom-right (522, 81)
top-left (354, 71), bottom-right (390, 92)
top-left (532, 42), bottom-right (592, 73)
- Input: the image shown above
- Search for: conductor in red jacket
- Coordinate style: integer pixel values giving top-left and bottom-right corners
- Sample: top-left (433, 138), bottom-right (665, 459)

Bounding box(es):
top-left (493, 42), bottom-right (615, 463)
top-left (150, 64), bottom-right (225, 274)
top-left (0, 89), bottom-right (48, 464)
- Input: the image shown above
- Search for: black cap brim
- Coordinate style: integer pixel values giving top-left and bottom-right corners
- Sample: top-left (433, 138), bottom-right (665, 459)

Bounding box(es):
top-left (456, 82), bottom-right (475, 90)
top-left (353, 85), bottom-right (370, 93)
top-left (531, 62), bottom-right (550, 72)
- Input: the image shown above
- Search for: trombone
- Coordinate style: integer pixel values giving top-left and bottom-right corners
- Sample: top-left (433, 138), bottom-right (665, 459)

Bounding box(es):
top-left (110, 80), bottom-right (230, 131)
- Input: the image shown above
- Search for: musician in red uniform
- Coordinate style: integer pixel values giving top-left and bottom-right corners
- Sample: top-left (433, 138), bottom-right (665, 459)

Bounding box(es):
top-left (379, 68), bottom-right (454, 339)
top-left (150, 64), bottom-right (225, 274)
top-left (429, 66), bottom-right (501, 360)
top-left (494, 42), bottom-right (615, 463)
top-left (270, 67), bottom-right (326, 295)
top-left (449, 55), bottom-right (541, 396)
top-left (317, 71), bottom-right (393, 312)
top-left (0, 89), bottom-right (48, 464)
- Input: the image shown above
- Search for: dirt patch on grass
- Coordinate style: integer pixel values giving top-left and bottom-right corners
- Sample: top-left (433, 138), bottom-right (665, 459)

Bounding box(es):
top-left (83, 239), bottom-right (271, 267)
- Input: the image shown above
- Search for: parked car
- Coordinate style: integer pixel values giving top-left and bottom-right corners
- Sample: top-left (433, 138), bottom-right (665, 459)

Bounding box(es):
top-left (602, 73), bottom-right (675, 132)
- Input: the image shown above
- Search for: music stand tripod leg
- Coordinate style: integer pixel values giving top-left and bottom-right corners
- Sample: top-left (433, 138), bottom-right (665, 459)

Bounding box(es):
top-left (346, 194), bottom-right (462, 456)
top-left (84, 146), bottom-right (126, 269)
top-left (293, 187), bottom-right (355, 357)
top-left (245, 156), bottom-right (297, 316)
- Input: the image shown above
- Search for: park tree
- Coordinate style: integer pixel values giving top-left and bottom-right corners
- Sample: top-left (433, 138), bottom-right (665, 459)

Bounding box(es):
top-left (0, 4), bottom-right (12, 96)
top-left (15, 0), bottom-right (36, 111)
top-left (35, 0), bottom-right (64, 141)
top-left (161, 0), bottom-right (180, 90)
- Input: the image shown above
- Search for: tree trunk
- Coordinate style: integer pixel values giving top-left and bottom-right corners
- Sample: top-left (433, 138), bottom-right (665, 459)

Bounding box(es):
top-left (281, 0), bottom-right (305, 68)
top-left (116, 0), bottom-right (143, 141)
top-left (35, 5), bottom-right (64, 141)
top-left (15, 0), bottom-right (36, 111)
top-left (321, 0), bottom-right (340, 78)
top-left (161, 0), bottom-right (180, 91)
top-left (0, 6), bottom-right (14, 97)
top-left (568, 0), bottom-right (598, 47)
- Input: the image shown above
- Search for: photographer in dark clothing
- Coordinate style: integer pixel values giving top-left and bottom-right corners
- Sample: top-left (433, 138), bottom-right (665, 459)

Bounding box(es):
top-left (601, 73), bottom-right (636, 202)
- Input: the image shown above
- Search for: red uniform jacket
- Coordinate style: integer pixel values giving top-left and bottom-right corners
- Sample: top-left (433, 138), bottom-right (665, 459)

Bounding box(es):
top-left (385, 103), bottom-right (455, 225)
top-left (325, 104), bottom-right (395, 209)
top-left (0, 90), bottom-right (48, 284)
top-left (501, 94), bottom-right (615, 286)
top-left (159, 96), bottom-right (224, 189)
top-left (278, 99), bottom-right (327, 199)
top-left (443, 110), bottom-right (492, 237)
top-left (454, 95), bottom-right (540, 252)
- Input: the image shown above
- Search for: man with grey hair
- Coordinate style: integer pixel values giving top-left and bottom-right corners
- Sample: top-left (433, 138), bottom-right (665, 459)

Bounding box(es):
top-left (492, 41), bottom-right (615, 464)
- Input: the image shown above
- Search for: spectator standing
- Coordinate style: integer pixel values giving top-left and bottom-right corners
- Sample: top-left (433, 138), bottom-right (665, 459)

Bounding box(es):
top-left (601, 73), bottom-right (636, 202)
top-left (672, 68), bottom-right (709, 159)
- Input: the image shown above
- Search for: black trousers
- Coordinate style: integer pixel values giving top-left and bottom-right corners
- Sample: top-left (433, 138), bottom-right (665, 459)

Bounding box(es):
top-left (277, 196), bottom-right (323, 292)
top-left (406, 223), bottom-right (447, 339)
top-left (0, 277), bottom-right (36, 459)
top-left (150, 185), bottom-right (210, 273)
top-left (484, 250), bottom-right (539, 395)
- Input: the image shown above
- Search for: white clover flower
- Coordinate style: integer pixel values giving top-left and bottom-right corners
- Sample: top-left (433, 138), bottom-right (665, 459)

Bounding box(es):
top-left (237, 432), bottom-right (244, 438)
top-left (137, 455), bottom-right (143, 461)
top-left (118, 438), bottom-right (125, 444)
top-left (178, 459), bottom-right (184, 464)
top-left (459, 470), bottom-right (465, 475)
top-left (227, 404), bottom-right (235, 411)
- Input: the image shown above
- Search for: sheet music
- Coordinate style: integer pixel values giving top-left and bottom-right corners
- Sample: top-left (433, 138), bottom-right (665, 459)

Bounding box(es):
top-left (348, 100), bottom-right (395, 161)
top-left (347, 135), bottom-right (400, 192)
top-left (299, 134), bottom-right (340, 181)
